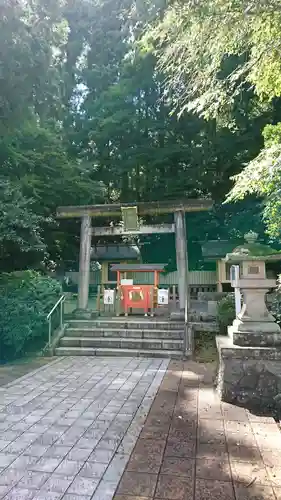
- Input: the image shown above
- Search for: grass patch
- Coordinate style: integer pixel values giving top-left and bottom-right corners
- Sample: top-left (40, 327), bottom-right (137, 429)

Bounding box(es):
top-left (194, 330), bottom-right (218, 364)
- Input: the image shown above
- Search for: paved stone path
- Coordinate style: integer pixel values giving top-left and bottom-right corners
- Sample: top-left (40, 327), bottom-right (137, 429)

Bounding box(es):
top-left (1, 357), bottom-right (281, 500)
top-left (0, 356), bottom-right (168, 500)
top-left (114, 360), bottom-right (281, 500)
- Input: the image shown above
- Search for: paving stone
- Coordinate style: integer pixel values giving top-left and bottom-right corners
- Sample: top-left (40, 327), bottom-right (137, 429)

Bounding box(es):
top-left (197, 420), bottom-right (226, 445)
top-left (10, 455), bottom-right (38, 469)
top-left (266, 466), bottom-right (281, 487)
top-left (32, 492), bottom-right (63, 500)
top-left (3, 488), bottom-right (36, 500)
top-left (114, 496), bottom-right (149, 500)
top-left (274, 488), bottom-right (281, 499)
top-left (225, 421), bottom-right (253, 434)
top-left (17, 471), bottom-right (51, 490)
top-left (227, 445), bottom-right (262, 463)
top-left (0, 453), bottom-right (17, 467)
top-left (196, 457), bottom-right (231, 481)
top-left (196, 441), bottom-right (228, 459)
top-left (230, 460), bottom-right (271, 485)
top-left (0, 441), bottom-right (10, 452)
top-left (23, 444), bottom-right (49, 458)
top-left (66, 475), bottom-right (99, 496)
top-left (43, 447), bottom-right (72, 459)
top-left (117, 471), bottom-right (157, 497)
top-left (260, 449), bottom-right (281, 467)
top-left (195, 479), bottom-right (235, 500)
top-left (54, 459), bottom-right (84, 476)
top-left (103, 454), bottom-right (129, 482)
top-left (92, 480), bottom-right (119, 500)
top-left (30, 457), bottom-right (63, 473)
top-left (88, 448), bottom-right (114, 464)
top-left (160, 456), bottom-right (195, 477)
top-left (64, 449), bottom-right (89, 462)
top-left (221, 404), bottom-right (249, 422)
top-left (234, 484), bottom-right (276, 499)
top-left (164, 438), bottom-right (196, 458)
top-left (139, 425), bottom-right (168, 440)
top-left (133, 438), bottom-right (165, 456)
top-left (61, 495), bottom-right (91, 500)
top-left (0, 469), bottom-right (25, 486)
top-left (155, 474), bottom-right (194, 499)
top-left (0, 485), bottom-right (11, 497)
top-left (226, 431), bottom-right (258, 448)
top-left (41, 474), bottom-right (74, 494)
top-left (97, 438), bottom-right (120, 451)
top-left (126, 450), bottom-right (162, 474)
top-left (79, 461), bottom-right (108, 478)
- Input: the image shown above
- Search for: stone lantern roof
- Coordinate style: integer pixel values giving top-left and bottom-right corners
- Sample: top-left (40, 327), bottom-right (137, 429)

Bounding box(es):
top-left (224, 232), bottom-right (281, 262)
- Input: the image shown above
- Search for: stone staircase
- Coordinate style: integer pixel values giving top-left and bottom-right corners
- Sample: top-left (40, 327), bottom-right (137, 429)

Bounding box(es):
top-left (55, 318), bottom-right (186, 358)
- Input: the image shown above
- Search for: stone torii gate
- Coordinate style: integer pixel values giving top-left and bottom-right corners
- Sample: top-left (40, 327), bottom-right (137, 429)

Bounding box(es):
top-left (57, 200), bottom-right (212, 314)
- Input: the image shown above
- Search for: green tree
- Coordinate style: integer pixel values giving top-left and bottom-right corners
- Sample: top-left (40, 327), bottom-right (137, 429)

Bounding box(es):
top-left (227, 123), bottom-right (281, 239)
top-left (146, 0), bottom-right (281, 119)
top-left (147, 0), bottom-right (281, 240)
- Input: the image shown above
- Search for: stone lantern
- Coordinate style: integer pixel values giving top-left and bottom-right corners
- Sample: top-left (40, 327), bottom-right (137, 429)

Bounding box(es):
top-left (216, 232), bottom-right (281, 409)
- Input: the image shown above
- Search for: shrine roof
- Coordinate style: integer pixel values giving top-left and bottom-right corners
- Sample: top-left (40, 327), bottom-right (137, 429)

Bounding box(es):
top-left (201, 240), bottom-right (240, 260)
top-left (110, 263), bottom-right (166, 272)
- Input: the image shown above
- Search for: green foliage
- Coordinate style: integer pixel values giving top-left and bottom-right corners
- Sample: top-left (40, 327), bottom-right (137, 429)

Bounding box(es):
top-left (0, 271), bottom-right (61, 361)
top-left (0, 180), bottom-right (45, 270)
top-left (146, 0), bottom-right (281, 119)
top-left (0, 0), bottom-right (277, 272)
top-left (217, 294), bottom-right (236, 334)
top-left (146, 0), bottom-right (281, 242)
top-left (194, 329), bottom-right (218, 364)
top-left (227, 123), bottom-right (281, 239)
top-left (269, 279), bottom-right (281, 325)
top-left (0, 0), bottom-right (67, 130)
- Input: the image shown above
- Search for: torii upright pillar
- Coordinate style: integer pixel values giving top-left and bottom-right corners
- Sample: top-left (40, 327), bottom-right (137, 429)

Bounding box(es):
top-left (77, 215), bottom-right (92, 311)
top-left (174, 210), bottom-right (189, 313)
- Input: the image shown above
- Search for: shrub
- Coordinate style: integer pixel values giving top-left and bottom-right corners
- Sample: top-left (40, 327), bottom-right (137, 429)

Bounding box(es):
top-left (217, 294), bottom-right (236, 334)
top-left (0, 271), bottom-right (61, 361)
top-left (269, 288), bottom-right (281, 325)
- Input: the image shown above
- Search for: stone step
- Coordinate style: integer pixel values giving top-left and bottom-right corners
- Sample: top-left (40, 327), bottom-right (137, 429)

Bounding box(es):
top-left (60, 336), bottom-right (183, 351)
top-left (67, 319), bottom-right (184, 330)
top-left (65, 328), bottom-right (184, 340)
top-left (55, 346), bottom-right (185, 359)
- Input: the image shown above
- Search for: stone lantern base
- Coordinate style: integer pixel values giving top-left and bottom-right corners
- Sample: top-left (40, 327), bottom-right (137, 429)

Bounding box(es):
top-left (216, 335), bottom-right (281, 411)
top-left (228, 324), bottom-right (281, 347)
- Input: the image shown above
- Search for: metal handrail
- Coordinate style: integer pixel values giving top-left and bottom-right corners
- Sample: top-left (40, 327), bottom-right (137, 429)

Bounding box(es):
top-left (47, 295), bottom-right (65, 347)
top-left (184, 285), bottom-right (193, 356)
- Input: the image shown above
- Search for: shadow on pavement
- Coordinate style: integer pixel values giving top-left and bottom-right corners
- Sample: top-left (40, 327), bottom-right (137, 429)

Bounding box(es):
top-left (114, 359), bottom-right (281, 500)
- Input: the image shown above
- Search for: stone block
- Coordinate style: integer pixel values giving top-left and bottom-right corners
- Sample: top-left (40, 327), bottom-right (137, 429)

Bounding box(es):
top-left (216, 336), bottom-right (281, 411)
top-left (229, 326), bottom-right (281, 347)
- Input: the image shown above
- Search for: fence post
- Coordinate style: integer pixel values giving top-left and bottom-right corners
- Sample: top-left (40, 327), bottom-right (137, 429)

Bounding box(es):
top-left (97, 285), bottom-right (101, 315)
top-left (60, 300), bottom-right (63, 330)
top-left (115, 287), bottom-right (120, 316)
top-left (150, 287), bottom-right (154, 317)
top-left (48, 318), bottom-right (52, 349)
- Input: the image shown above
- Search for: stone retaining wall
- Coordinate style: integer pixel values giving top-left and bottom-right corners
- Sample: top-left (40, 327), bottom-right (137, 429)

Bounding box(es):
top-left (216, 336), bottom-right (281, 411)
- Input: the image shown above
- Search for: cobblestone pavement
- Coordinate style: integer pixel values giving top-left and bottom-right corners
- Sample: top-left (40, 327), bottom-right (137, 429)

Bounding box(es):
top-left (1, 357), bottom-right (281, 500)
top-left (114, 360), bottom-right (281, 500)
top-left (0, 356), bottom-right (169, 499)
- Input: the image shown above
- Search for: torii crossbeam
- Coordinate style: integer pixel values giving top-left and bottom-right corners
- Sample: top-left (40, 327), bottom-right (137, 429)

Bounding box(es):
top-left (57, 199), bottom-right (212, 314)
